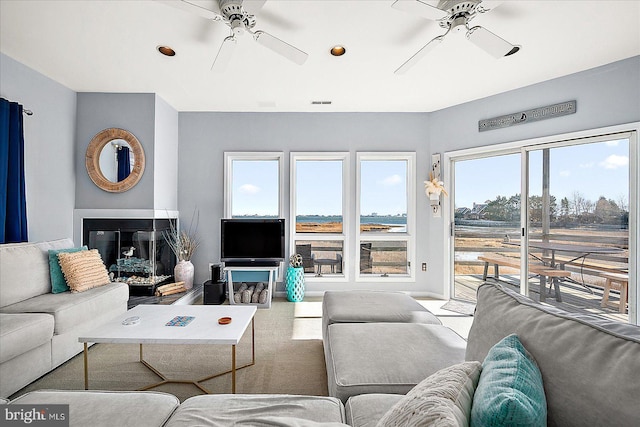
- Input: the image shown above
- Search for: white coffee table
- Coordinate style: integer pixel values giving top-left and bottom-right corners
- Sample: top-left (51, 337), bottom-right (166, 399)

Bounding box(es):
top-left (78, 304), bottom-right (257, 394)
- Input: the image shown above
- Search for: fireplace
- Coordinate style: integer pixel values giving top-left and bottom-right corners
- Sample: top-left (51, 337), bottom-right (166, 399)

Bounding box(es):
top-left (81, 217), bottom-right (177, 295)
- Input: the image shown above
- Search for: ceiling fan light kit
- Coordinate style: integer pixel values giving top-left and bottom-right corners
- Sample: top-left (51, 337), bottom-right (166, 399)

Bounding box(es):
top-left (392, 0), bottom-right (520, 74)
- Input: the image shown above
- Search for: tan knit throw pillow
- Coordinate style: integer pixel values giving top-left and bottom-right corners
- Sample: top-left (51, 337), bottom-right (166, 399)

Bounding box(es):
top-left (57, 249), bottom-right (110, 293)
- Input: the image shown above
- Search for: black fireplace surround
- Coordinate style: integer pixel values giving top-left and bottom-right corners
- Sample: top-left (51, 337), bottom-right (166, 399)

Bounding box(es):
top-left (82, 218), bottom-right (177, 295)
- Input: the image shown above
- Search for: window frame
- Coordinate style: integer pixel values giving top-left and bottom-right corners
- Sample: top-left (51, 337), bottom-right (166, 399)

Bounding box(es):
top-left (290, 152), bottom-right (350, 282)
top-left (223, 152), bottom-right (284, 219)
top-left (356, 152), bottom-right (416, 282)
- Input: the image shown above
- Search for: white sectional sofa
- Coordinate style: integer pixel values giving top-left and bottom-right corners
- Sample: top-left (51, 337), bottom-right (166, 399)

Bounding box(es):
top-left (0, 238), bottom-right (129, 398)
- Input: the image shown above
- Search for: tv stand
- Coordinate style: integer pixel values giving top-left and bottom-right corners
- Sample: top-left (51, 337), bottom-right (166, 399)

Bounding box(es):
top-left (224, 260), bottom-right (280, 267)
top-left (223, 265), bottom-right (278, 309)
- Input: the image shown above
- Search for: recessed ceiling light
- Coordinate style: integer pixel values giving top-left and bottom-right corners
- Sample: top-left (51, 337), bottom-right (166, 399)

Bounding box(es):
top-left (330, 45), bottom-right (346, 57)
top-left (157, 46), bottom-right (176, 57)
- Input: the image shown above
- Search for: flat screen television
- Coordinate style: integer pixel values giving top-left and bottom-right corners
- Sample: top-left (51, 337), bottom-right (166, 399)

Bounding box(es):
top-left (221, 218), bottom-right (285, 266)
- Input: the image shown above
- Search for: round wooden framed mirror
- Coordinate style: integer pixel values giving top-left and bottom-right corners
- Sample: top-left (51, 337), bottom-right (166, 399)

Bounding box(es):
top-left (85, 128), bottom-right (145, 193)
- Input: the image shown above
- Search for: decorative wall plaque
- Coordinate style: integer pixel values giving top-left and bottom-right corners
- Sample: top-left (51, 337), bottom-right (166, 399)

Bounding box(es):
top-left (479, 100), bottom-right (576, 132)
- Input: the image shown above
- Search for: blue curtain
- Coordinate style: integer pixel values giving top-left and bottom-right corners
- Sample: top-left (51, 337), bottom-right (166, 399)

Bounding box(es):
top-left (0, 98), bottom-right (28, 243)
top-left (116, 146), bottom-right (130, 182)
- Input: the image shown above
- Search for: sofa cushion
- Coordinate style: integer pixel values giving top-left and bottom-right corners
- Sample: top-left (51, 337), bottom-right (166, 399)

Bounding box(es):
top-left (48, 246), bottom-right (87, 293)
top-left (0, 238), bottom-right (74, 307)
top-left (0, 313), bottom-right (53, 364)
top-left (8, 390), bottom-right (179, 427)
top-left (470, 335), bottom-right (546, 427)
top-left (164, 394), bottom-right (347, 426)
top-left (345, 394), bottom-right (403, 427)
top-left (466, 283), bottom-right (640, 427)
top-left (0, 282), bottom-right (128, 334)
top-left (322, 291), bottom-right (441, 339)
top-left (378, 361), bottom-right (481, 427)
top-left (325, 323), bottom-right (466, 402)
top-left (57, 249), bottom-right (111, 293)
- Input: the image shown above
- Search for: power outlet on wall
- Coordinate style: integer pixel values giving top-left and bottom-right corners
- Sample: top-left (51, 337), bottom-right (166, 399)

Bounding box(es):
top-left (421, 262), bottom-right (427, 271)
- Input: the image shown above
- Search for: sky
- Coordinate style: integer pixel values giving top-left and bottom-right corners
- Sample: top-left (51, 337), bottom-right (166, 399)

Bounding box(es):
top-left (231, 159), bottom-right (408, 217)
top-left (455, 138), bottom-right (630, 209)
top-left (230, 137), bottom-right (631, 216)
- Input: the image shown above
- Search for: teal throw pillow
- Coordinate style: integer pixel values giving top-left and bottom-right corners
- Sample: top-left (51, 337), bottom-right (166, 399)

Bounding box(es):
top-left (49, 246), bottom-right (87, 293)
top-left (471, 334), bottom-right (547, 427)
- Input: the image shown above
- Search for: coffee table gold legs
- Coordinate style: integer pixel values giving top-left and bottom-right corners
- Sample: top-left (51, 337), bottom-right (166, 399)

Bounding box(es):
top-left (83, 343), bottom-right (88, 390)
top-left (137, 318), bottom-right (255, 394)
top-left (83, 318), bottom-right (255, 394)
top-left (232, 345), bottom-right (236, 393)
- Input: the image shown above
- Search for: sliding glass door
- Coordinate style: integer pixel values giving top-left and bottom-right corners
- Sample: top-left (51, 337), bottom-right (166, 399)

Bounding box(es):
top-left (453, 153), bottom-right (521, 301)
top-left (525, 135), bottom-right (631, 322)
top-left (450, 130), bottom-right (635, 324)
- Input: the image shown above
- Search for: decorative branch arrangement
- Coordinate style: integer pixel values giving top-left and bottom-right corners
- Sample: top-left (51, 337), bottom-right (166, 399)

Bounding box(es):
top-left (164, 211), bottom-right (200, 262)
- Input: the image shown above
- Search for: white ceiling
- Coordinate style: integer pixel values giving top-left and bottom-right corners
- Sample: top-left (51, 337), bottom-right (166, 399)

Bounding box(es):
top-left (1, 0), bottom-right (639, 113)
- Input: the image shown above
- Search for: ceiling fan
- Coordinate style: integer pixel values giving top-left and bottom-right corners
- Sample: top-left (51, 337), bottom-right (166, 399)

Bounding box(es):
top-left (392, 0), bottom-right (520, 74)
top-left (158, 0), bottom-right (308, 72)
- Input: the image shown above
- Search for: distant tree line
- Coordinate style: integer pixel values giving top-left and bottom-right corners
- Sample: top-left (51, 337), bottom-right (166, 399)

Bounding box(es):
top-left (459, 192), bottom-right (629, 226)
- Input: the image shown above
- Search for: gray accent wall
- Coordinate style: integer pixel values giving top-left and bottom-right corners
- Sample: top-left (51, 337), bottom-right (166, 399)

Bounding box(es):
top-left (178, 112), bottom-right (433, 292)
top-left (75, 93), bottom-right (157, 209)
top-left (0, 53), bottom-right (77, 242)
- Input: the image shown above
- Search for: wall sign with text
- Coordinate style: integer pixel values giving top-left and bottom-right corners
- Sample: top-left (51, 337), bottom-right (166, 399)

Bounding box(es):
top-left (479, 100), bottom-right (576, 132)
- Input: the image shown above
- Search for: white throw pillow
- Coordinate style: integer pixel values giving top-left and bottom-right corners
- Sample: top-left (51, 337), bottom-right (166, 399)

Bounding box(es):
top-left (377, 361), bottom-right (482, 427)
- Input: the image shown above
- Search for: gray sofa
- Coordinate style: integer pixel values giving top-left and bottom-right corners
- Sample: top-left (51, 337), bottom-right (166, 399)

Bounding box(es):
top-left (0, 238), bottom-right (129, 398)
top-left (336, 284), bottom-right (640, 427)
top-left (3, 283), bottom-right (639, 426)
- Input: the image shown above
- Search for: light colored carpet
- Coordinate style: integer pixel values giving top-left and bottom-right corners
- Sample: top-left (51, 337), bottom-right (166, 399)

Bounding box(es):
top-left (11, 297), bottom-right (327, 402)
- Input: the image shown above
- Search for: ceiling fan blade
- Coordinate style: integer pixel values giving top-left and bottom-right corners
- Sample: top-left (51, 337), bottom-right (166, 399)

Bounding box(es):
top-left (155, 0), bottom-right (220, 20)
top-left (242, 0), bottom-right (267, 15)
top-left (211, 36), bottom-right (236, 72)
top-left (395, 34), bottom-right (444, 75)
top-left (253, 30), bottom-right (308, 65)
top-left (466, 26), bottom-right (520, 58)
top-left (478, 0), bottom-right (505, 12)
top-left (391, 0), bottom-right (448, 20)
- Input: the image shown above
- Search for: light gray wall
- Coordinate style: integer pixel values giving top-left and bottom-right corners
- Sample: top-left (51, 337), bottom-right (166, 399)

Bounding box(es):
top-left (75, 93), bottom-right (156, 209)
top-left (178, 113), bottom-right (435, 292)
top-left (179, 57), bottom-right (640, 296)
top-left (0, 53), bottom-right (77, 242)
top-left (153, 95), bottom-right (179, 210)
top-left (428, 56), bottom-right (640, 296)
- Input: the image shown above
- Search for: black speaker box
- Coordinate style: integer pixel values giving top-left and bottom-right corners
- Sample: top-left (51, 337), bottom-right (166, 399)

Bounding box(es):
top-left (203, 280), bottom-right (226, 305)
top-left (211, 264), bottom-right (222, 282)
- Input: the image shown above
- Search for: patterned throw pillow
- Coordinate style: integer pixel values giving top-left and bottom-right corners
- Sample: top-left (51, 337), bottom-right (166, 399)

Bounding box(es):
top-left (377, 361), bottom-right (482, 427)
top-left (48, 246), bottom-right (87, 293)
top-left (57, 249), bottom-right (111, 293)
top-left (470, 334), bottom-right (547, 427)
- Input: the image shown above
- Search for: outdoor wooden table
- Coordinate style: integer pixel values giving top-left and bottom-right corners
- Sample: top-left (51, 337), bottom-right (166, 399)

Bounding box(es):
top-left (506, 240), bottom-right (623, 300)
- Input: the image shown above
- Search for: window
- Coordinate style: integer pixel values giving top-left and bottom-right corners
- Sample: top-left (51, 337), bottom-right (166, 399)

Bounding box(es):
top-left (357, 153), bottom-right (415, 280)
top-left (291, 153), bottom-right (349, 279)
top-left (224, 153), bottom-right (283, 219)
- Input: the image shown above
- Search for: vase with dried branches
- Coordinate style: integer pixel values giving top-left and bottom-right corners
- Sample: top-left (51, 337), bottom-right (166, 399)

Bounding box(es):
top-left (164, 211), bottom-right (200, 289)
